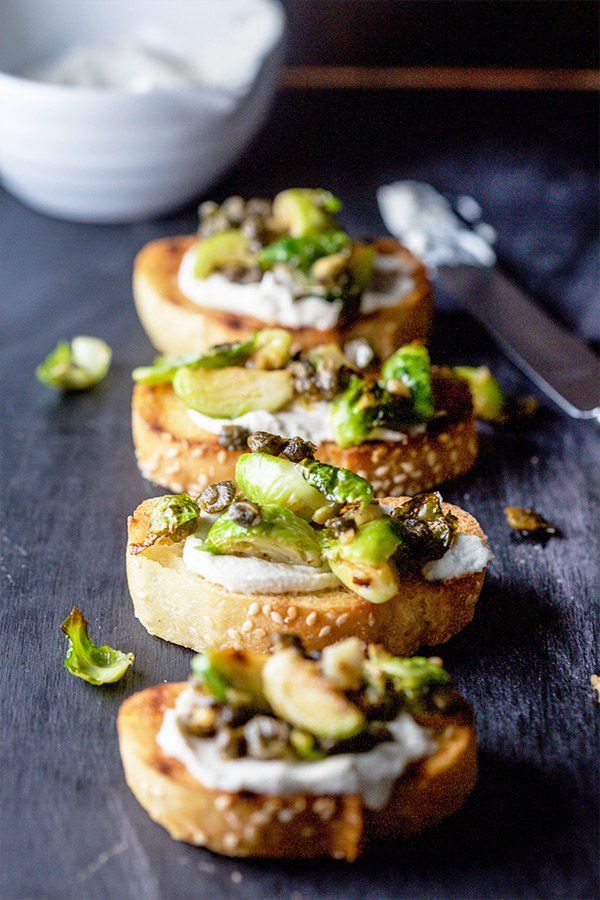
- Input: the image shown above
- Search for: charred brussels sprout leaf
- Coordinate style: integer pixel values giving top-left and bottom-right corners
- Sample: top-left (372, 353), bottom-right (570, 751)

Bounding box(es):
top-left (132, 337), bottom-right (257, 385)
top-left (130, 494), bottom-right (201, 554)
top-left (392, 492), bottom-right (458, 567)
top-left (204, 504), bottom-right (323, 566)
top-left (381, 342), bottom-right (435, 421)
top-left (61, 608), bottom-right (134, 685)
top-left (300, 459), bottom-right (373, 510)
top-left (366, 649), bottom-right (451, 709)
top-left (36, 336), bottom-right (112, 391)
top-left (258, 231), bottom-right (350, 273)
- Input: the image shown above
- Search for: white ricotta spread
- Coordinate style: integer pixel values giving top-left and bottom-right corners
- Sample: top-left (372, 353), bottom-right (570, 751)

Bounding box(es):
top-left (188, 400), bottom-right (335, 444)
top-left (187, 399), bottom-right (422, 445)
top-left (184, 527), bottom-right (490, 592)
top-left (157, 687), bottom-right (435, 810)
top-left (422, 532), bottom-right (493, 581)
top-left (183, 536), bottom-right (340, 594)
top-left (378, 180), bottom-right (497, 268)
top-left (178, 246), bottom-right (415, 330)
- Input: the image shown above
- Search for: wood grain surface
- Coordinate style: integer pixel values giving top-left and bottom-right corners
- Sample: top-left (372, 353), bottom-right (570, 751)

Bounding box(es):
top-left (1, 89), bottom-right (598, 899)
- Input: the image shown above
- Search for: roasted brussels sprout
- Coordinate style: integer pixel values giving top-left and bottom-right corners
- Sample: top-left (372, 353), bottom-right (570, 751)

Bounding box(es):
top-left (453, 365), bottom-right (505, 422)
top-left (173, 366), bottom-right (293, 418)
top-left (366, 649), bottom-right (451, 710)
top-left (381, 343), bottom-right (435, 421)
top-left (36, 336), bottom-right (112, 391)
top-left (504, 506), bottom-right (560, 541)
top-left (329, 375), bottom-right (381, 447)
top-left (194, 230), bottom-right (255, 279)
top-left (271, 188), bottom-right (341, 237)
top-left (204, 504), bottom-right (323, 566)
top-left (130, 493), bottom-right (201, 554)
top-left (250, 329), bottom-right (292, 370)
top-left (262, 646), bottom-right (366, 740)
top-left (236, 453), bottom-right (326, 521)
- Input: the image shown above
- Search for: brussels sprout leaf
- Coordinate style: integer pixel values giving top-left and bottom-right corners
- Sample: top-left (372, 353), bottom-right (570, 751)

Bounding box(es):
top-left (258, 231), bottom-right (350, 272)
top-left (132, 337), bottom-right (257, 385)
top-left (61, 608), bottom-right (133, 685)
top-left (300, 459), bottom-right (373, 510)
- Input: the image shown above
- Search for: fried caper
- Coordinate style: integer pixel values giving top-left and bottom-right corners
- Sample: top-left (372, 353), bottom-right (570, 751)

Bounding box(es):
top-left (247, 431), bottom-right (287, 455)
top-left (197, 480), bottom-right (236, 514)
top-left (218, 424), bottom-right (251, 451)
top-left (228, 500), bottom-right (262, 527)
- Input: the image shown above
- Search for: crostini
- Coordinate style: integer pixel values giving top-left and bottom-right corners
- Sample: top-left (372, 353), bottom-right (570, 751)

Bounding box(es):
top-left (132, 337), bottom-right (478, 498)
top-left (133, 189), bottom-right (432, 359)
top-left (118, 640), bottom-right (477, 860)
top-left (126, 449), bottom-right (492, 653)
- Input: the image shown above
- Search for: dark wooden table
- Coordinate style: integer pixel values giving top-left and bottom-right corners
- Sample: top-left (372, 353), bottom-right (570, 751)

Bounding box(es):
top-left (1, 89), bottom-right (598, 899)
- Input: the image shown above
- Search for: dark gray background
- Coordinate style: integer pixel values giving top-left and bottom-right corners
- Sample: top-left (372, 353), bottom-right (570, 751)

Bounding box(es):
top-left (1, 88), bottom-right (599, 898)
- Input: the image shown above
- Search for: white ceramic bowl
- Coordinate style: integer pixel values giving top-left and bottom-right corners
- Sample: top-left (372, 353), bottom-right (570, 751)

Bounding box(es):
top-left (0, 0), bottom-right (285, 222)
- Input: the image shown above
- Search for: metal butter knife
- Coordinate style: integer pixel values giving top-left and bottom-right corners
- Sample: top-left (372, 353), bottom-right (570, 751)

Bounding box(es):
top-left (438, 262), bottom-right (600, 422)
top-left (377, 181), bottom-right (600, 421)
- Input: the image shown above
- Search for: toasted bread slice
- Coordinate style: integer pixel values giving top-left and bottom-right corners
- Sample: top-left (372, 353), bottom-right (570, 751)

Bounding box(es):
top-left (126, 497), bottom-right (488, 655)
top-left (132, 370), bottom-right (477, 497)
top-left (133, 236), bottom-right (432, 359)
top-left (118, 682), bottom-right (477, 859)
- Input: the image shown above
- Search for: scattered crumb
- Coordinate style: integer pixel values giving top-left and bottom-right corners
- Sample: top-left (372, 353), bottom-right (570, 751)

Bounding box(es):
top-left (198, 860), bottom-right (215, 874)
top-left (591, 675), bottom-right (600, 704)
top-left (530, 456), bottom-right (539, 465)
top-left (504, 506), bottom-right (561, 543)
top-left (231, 871), bottom-right (243, 884)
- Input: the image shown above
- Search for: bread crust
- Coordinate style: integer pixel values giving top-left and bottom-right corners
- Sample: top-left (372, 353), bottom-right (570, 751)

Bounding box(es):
top-left (126, 497), bottom-right (488, 655)
top-left (132, 373), bottom-right (478, 498)
top-left (132, 236), bottom-right (433, 359)
top-left (117, 682), bottom-right (477, 859)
